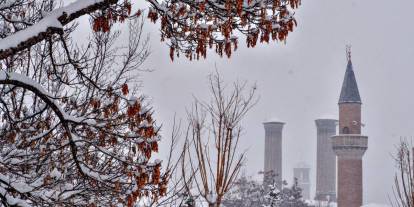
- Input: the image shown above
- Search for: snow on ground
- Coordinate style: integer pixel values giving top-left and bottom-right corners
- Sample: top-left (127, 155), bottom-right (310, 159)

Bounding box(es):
top-left (362, 204), bottom-right (390, 207)
top-left (305, 200), bottom-right (389, 207)
top-left (326, 203), bottom-right (390, 207)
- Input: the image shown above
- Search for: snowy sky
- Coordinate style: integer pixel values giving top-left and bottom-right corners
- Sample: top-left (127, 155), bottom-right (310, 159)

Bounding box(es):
top-left (76, 0), bottom-right (414, 205)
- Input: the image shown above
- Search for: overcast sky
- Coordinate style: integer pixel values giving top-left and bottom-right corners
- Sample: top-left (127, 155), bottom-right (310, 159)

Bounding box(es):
top-left (125, 0), bottom-right (414, 205)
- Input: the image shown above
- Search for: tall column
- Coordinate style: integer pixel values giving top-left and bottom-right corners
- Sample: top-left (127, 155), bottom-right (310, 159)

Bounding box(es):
top-left (315, 119), bottom-right (337, 202)
top-left (332, 135), bottom-right (367, 207)
top-left (332, 51), bottom-right (368, 207)
top-left (263, 121), bottom-right (285, 186)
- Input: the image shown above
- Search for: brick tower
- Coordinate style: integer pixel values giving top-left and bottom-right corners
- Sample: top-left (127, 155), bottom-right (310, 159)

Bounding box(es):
top-left (263, 120), bottom-right (285, 186)
top-left (331, 47), bottom-right (368, 207)
top-left (315, 119), bottom-right (337, 202)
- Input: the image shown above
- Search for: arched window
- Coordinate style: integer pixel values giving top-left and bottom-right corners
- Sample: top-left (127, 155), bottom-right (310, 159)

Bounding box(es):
top-left (342, 127), bottom-right (350, 134)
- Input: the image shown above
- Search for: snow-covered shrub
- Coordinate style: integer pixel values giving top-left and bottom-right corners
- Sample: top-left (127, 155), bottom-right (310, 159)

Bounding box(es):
top-left (222, 176), bottom-right (309, 207)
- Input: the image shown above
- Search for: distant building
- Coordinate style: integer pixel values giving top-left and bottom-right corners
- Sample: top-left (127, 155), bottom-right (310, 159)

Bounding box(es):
top-left (263, 120), bottom-right (285, 186)
top-left (331, 48), bottom-right (368, 207)
top-left (294, 163), bottom-right (311, 200)
top-left (261, 49), bottom-right (368, 207)
top-left (315, 119), bottom-right (337, 202)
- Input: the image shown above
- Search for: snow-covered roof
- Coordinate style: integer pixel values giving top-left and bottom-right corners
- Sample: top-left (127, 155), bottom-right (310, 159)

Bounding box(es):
top-left (316, 114), bottom-right (338, 121)
top-left (263, 117), bottom-right (285, 124)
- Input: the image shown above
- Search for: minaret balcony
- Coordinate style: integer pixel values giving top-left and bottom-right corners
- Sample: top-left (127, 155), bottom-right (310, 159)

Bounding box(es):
top-left (331, 135), bottom-right (368, 158)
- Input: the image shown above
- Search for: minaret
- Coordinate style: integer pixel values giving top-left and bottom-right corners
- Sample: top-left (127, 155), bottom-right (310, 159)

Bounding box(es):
top-left (293, 163), bottom-right (311, 200)
top-left (263, 120), bottom-right (285, 187)
top-left (315, 119), bottom-right (337, 202)
top-left (332, 47), bottom-right (368, 207)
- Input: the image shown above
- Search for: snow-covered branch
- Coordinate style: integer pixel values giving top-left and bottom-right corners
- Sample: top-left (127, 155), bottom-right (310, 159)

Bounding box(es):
top-left (0, 13), bottom-right (164, 206)
top-left (0, 0), bottom-right (118, 59)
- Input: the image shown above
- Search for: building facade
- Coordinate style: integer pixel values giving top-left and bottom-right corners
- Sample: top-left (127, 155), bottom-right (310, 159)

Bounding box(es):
top-left (294, 163), bottom-right (311, 200)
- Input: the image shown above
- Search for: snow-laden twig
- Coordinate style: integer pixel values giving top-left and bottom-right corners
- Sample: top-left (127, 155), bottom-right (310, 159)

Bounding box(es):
top-left (0, 0), bottom-right (118, 59)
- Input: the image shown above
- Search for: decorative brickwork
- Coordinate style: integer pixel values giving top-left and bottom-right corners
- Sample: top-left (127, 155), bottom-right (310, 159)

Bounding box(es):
top-left (337, 158), bottom-right (363, 207)
top-left (339, 103), bottom-right (361, 134)
top-left (332, 134), bottom-right (367, 207)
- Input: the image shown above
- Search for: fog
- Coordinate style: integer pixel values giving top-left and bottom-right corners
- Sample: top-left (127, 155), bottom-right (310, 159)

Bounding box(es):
top-left (126, 0), bottom-right (414, 205)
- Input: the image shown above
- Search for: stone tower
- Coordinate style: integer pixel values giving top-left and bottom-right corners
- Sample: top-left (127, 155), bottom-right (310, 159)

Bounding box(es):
top-left (293, 163), bottom-right (311, 200)
top-left (263, 120), bottom-right (285, 186)
top-left (315, 119), bottom-right (337, 202)
top-left (331, 48), bottom-right (368, 207)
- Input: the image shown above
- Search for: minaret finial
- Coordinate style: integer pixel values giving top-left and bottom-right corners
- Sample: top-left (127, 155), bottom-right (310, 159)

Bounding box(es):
top-left (346, 45), bottom-right (352, 61)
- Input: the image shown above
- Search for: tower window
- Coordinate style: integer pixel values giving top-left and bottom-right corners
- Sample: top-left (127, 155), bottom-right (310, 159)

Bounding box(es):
top-left (342, 127), bottom-right (350, 134)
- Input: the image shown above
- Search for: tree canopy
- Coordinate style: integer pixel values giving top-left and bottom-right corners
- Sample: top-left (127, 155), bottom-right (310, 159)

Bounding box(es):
top-left (0, 0), bottom-right (301, 206)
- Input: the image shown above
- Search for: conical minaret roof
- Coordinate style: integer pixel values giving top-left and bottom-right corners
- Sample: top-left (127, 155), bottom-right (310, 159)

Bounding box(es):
top-left (338, 60), bottom-right (362, 104)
